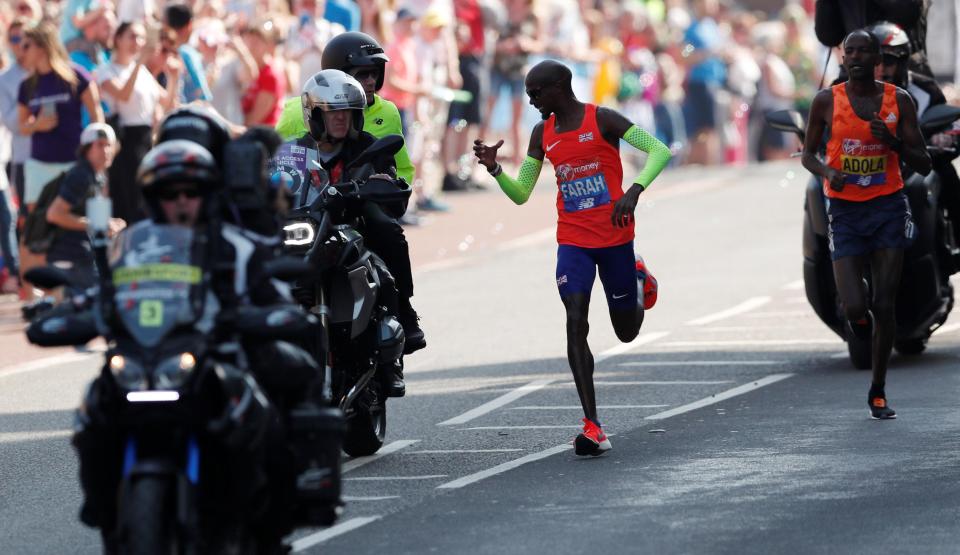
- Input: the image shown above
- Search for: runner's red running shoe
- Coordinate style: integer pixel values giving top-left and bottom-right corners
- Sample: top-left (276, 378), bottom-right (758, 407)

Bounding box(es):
top-left (574, 418), bottom-right (612, 456)
top-left (635, 257), bottom-right (658, 309)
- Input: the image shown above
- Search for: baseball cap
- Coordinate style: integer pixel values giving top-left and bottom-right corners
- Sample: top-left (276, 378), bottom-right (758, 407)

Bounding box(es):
top-left (396, 8), bottom-right (416, 21)
top-left (80, 123), bottom-right (117, 146)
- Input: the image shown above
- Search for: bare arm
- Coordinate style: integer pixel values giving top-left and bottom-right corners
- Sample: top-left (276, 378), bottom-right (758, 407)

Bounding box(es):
top-left (46, 197), bottom-right (88, 231)
top-left (244, 92), bottom-right (277, 126)
top-left (99, 63), bottom-right (142, 103)
top-left (893, 89), bottom-right (932, 175)
top-left (18, 103), bottom-right (57, 135)
top-left (82, 82), bottom-right (104, 123)
top-left (802, 88), bottom-right (845, 191)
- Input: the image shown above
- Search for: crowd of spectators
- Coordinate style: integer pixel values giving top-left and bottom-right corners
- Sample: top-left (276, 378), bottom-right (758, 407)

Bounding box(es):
top-left (0, 0), bottom-right (895, 295)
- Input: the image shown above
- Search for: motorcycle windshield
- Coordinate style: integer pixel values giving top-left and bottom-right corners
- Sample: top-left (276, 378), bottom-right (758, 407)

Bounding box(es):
top-left (110, 224), bottom-right (201, 348)
top-left (268, 143), bottom-right (326, 208)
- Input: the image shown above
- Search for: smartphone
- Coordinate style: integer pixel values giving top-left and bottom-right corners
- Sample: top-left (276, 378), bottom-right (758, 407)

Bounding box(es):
top-left (39, 101), bottom-right (55, 118)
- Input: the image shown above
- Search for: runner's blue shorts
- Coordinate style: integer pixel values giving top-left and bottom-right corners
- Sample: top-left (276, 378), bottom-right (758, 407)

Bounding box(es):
top-left (556, 242), bottom-right (638, 310)
top-left (826, 191), bottom-right (915, 261)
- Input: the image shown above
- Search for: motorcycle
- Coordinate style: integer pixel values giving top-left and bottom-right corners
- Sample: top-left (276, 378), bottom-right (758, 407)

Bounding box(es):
top-left (766, 103), bottom-right (960, 369)
top-left (279, 135), bottom-right (410, 457)
top-left (26, 220), bottom-right (338, 553)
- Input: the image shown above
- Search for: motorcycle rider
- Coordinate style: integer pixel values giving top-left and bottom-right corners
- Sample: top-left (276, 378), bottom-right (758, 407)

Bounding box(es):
top-left (869, 21), bottom-right (960, 246)
top-left (283, 68), bottom-right (415, 396)
top-left (802, 29), bottom-right (931, 419)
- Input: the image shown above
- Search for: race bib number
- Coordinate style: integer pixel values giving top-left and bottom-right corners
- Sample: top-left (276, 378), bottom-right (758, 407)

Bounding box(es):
top-left (557, 159), bottom-right (611, 212)
top-left (839, 139), bottom-right (889, 188)
top-left (139, 300), bottom-right (164, 328)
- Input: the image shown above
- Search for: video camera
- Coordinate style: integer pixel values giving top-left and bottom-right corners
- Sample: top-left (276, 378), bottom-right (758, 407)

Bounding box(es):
top-left (157, 106), bottom-right (285, 237)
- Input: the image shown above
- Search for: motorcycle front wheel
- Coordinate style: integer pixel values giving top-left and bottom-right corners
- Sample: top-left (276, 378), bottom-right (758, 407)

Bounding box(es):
top-left (117, 476), bottom-right (180, 555)
top-left (343, 387), bottom-right (386, 457)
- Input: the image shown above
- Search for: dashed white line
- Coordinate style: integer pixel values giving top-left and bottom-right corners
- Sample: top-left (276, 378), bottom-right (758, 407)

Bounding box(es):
top-left (618, 360), bottom-right (784, 367)
top-left (406, 449), bottom-right (524, 454)
top-left (436, 444), bottom-right (572, 490)
top-left (291, 516), bottom-right (382, 552)
top-left (595, 331), bottom-right (670, 362)
top-left (0, 352), bottom-right (96, 380)
top-left (510, 405), bottom-right (668, 410)
top-left (342, 496), bottom-right (401, 501)
top-left (344, 475), bottom-right (447, 481)
top-left (572, 380), bottom-right (735, 386)
top-left (662, 339), bottom-right (839, 347)
top-left (437, 378), bottom-right (555, 426)
top-left (686, 297), bottom-right (771, 326)
top-left (460, 425), bottom-right (583, 430)
top-left (341, 440), bottom-right (419, 473)
top-left (0, 430), bottom-right (72, 444)
top-left (644, 373), bottom-right (795, 421)
top-left (742, 311), bottom-right (809, 318)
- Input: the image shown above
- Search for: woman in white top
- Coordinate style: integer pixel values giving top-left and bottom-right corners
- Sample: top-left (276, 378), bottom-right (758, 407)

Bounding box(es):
top-left (95, 22), bottom-right (179, 222)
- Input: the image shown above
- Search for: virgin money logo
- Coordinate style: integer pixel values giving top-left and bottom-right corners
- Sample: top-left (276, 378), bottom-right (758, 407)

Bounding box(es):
top-left (842, 138), bottom-right (862, 155)
top-left (556, 161), bottom-right (601, 181)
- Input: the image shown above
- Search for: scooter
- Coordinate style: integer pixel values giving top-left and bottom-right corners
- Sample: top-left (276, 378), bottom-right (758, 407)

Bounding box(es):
top-left (766, 103), bottom-right (960, 369)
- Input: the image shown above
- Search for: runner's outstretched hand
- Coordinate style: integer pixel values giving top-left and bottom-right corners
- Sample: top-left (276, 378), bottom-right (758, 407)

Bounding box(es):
top-left (612, 184), bottom-right (643, 228)
top-left (473, 139), bottom-right (504, 173)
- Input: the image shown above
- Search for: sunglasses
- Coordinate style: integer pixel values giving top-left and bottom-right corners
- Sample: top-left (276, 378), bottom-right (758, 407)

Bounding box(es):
top-left (881, 53), bottom-right (906, 66)
top-left (157, 187), bottom-right (202, 201)
top-left (526, 83), bottom-right (555, 101)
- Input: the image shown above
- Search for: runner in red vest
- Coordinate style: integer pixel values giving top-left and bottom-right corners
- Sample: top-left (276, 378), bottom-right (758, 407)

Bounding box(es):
top-left (802, 30), bottom-right (930, 419)
top-left (473, 60), bottom-right (672, 456)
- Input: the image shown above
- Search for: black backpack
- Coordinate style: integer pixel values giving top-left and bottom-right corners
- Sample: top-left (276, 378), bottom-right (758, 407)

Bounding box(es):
top-left (22, 172), bottom-right (67, 254)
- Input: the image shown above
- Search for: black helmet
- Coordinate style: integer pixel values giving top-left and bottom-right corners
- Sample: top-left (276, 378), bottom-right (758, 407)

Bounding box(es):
top-left (867, 21), bottom-right (910, 59)
top-left (156, 105), bottom-right (232, 165)
top-left (321, 31), bottom-right (390, 90)
top-left (138, 140), bottom-right (220, 221)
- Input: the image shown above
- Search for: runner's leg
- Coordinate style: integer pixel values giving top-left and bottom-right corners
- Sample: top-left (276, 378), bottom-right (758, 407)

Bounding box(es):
top-left (832, 254), bottom-right (869, 323)
top-left (598, 242), bottom-right (644, 342)
top-left (869, 247), bottom-right (904, 389)
top-left (557, 245), bottom-right (598, 422)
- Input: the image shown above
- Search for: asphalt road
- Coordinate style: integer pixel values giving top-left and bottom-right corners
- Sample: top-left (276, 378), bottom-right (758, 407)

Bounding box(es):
top-left (2, 161), bottom-right (959, 554)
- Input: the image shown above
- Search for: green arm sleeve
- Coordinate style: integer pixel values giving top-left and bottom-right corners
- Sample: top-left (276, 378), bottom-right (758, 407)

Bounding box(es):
top-left (394, 143), bottom-right (415, 185)
top-left (623, 125), bottom-right (672, 189)
top-left (494, 156), bottom-right (542, 205)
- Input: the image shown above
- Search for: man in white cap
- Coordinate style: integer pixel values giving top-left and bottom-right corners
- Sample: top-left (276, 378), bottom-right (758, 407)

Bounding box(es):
top-left (45, 122), bottom-right (125, 288)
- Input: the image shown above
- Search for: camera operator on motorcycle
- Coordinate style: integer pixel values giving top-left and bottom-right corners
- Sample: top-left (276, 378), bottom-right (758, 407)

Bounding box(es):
top-left (802, 29), bottom-right (931, 420)
top-left (283, 68), bottom-right (417, 396)
top-left (869, 21), bottom-right (960, 247)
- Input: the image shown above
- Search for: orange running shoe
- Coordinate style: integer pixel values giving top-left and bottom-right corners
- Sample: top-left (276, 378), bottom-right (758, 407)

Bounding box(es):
top-left (635, 257), bottom-right (658, 310)
top-left (869, 396), bottom-right (896, 420)
top-left (574, 418), bottom-right (611, 456)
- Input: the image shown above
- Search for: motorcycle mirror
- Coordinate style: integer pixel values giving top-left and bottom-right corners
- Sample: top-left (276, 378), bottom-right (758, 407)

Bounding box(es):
top-left (919, 103), bottom-right (960, 135)
top-left (262, 256), bottom-right (317, 283)
top-left (345, 135), bottom-right (404, 171)
top-left (765, 110), bottom-right (805, 141)
top-left (24, 266), bottom-right (75, 290)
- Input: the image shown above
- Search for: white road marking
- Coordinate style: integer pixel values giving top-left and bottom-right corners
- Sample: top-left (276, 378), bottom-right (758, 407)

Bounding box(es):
top-left (342, 496), bottom-right (401, 501)
top-left (934, 322), bottom-right (960, 335)
top-left (830, 352), bottom-right (848, 359)
top-left (618, 360), bottom-right (784, 367)
top-left (686, 297), bottom-right (771, 326)
top-left (406, 449), bottom-right (524, 454)
top-left (662, 339), bottom-right (839, 347)
top-left (782, 280), bottom-right (805, 290)
top-left (742, 311), bottom-right (810, 318)
top-left (436, 444), bottom-right (572, 490)
top-left (644, 373), bottom-right (795, 421)
top-left (569, 380), bottom-right (735, 386)
top-left (461, 425), bottom-right (583, 430)
top-left (0, 352), bottom-right (96, 380)
top-left (291, 516), bottom-right (382, 552)
top-left (510, 405), bottom-right (668, 410)
top-left (596, 331), bottom-right (670, 363)
top-left (437, 378), bottom-right (555, 426)
top-left (695, 326), bottom-right (765, 332)
top-left (341, 440), bottom-right (419, 473)
top-left (0, 430), bottom-right (72, 444)
top-left (344, 475), bottom-right (447, 481)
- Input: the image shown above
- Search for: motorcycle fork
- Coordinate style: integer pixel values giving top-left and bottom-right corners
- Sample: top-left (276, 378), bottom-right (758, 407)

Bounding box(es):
top-left (311, 284), bottom-right (334, 405)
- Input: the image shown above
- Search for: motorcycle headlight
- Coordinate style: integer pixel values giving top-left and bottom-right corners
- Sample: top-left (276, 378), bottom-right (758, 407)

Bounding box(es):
top-left (154, 352), bottom-right (197, 390)
top-left (284, 222), bottom-right (315, 247)
top-left (109, 354), bottom-right (147, 391)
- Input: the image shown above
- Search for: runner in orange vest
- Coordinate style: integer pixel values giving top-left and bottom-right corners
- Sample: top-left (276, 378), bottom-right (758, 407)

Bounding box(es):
top-left (802, 29), bottom-right (930, 419)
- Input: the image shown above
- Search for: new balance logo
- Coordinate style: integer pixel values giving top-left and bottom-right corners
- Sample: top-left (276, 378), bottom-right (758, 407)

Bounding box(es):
top-left (546, 140), bottom-right (561, 152)
top-left (578, 132), bottom-right (594, 143)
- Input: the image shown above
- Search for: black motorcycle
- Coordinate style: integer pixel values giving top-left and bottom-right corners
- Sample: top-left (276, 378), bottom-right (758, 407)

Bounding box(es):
top-left (280, 136), bottom-right (409, 457)
top-left (26, 222), bottom-right (335, 553)
top-left (766, 103), bottom-right (960, 369)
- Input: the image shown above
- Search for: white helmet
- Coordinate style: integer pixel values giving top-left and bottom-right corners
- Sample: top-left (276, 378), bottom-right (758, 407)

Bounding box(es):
top-left (301, 69), bottom-right (366, 141)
